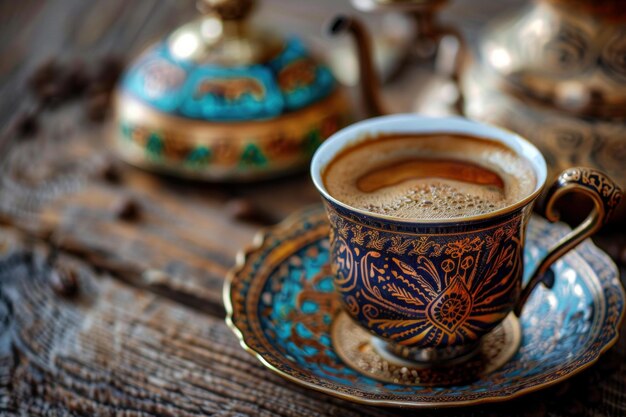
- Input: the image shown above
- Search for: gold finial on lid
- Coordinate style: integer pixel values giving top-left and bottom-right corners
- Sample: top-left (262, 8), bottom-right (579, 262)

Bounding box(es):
top-left (196, 0), bottom-right (256, 21)
top-left (168, 0), bottom-right (281, 65)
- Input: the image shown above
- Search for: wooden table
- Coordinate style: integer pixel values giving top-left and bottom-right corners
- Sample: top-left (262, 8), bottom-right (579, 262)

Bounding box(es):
top-left (1, 1), bottom-right (624, 416)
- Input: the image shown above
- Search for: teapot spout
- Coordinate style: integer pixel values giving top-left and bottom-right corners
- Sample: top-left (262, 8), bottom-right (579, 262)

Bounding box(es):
top-left (328, 15), bottom-right (386, 117)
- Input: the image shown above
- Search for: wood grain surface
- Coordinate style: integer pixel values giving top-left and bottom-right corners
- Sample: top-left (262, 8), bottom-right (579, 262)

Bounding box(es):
top-left (0, 228), bottom-right (397, 416)
top-left (0, 102), bottom-right (316, 313)
top-left (1, 220), bottom-right (624, 416)
top-left (1, 0), bottom-right (625, 416)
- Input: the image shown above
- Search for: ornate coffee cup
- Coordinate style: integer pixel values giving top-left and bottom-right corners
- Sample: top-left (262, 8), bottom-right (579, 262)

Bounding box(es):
top-left (311, 115), bottom-right (622, 364)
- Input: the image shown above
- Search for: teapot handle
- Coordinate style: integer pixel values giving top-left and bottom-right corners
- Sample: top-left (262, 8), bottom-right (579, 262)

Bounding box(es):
top-left (435, 25), bottom-right (467, 115)
top-left (514, 167), bottom-right (623, 316)
top-left (328, 15), bottom-right (467, 117)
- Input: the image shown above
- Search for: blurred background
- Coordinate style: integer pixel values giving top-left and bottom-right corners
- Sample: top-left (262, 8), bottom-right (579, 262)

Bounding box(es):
top-left (0, 0), bottom-right (523, 126)
top-left (1, 1), bottom-right (626, 416)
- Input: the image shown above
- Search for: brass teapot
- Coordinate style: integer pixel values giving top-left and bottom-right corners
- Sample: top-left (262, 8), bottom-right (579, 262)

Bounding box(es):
top-left (329, 0), bottom-right (466, 116)
top-left (115, 0), bottom-right (350, 181)
top-left (332, 0), bottom-right (626, 223)
top-left (464, 0), bottom-right (626, 222)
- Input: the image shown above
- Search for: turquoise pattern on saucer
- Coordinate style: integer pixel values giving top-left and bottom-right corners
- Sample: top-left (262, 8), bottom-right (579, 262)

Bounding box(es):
top-left (226, 206), bottom-right (624, 407)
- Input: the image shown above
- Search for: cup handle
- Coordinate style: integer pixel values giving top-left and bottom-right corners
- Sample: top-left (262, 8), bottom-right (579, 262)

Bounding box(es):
top-left (514, 167), bottom-right (623, 316)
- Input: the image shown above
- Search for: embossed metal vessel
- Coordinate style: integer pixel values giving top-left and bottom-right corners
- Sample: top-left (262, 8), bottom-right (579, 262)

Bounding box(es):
top-left (310, 115), bottom-right (622, 362)
top-left (114, 0), bottom-right (350, 181)
top-left (464, 0), bottom-right (626, 222)
top-left (330, 0), bottom-right (626, 222)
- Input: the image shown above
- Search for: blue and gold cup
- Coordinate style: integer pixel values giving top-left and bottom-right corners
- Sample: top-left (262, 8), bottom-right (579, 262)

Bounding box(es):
top-left (311, 115), bottom-right (622, 364)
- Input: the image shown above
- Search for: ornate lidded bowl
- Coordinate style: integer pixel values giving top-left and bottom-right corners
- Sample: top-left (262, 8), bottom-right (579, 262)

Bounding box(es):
top-left (464, 0), bottom-right (626, 222)
top-left (115, 0), bottom-right (350, 181)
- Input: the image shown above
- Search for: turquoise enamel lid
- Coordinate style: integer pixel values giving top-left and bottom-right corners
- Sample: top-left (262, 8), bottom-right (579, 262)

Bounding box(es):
top-left (121, 38), bottom-right (336, 121)
top-left (119, 0), bottom-right (338, 123)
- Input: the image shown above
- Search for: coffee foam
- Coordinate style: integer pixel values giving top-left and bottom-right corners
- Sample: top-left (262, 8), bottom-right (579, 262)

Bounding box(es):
top-left (323, 134), bottom-right (536, 220)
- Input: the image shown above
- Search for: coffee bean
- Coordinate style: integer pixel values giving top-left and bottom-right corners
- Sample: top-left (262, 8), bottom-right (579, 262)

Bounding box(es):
top-left (14, 110), bottom-right (39, 138)
top-left (226, 198), bottom-right (258, 221)
top-left (28, 56), bottom-right (126, 111)
top-left (225, 198), bottom-right (275, 225)
top-left (99, 163), bottom-right (122, 184)
top-left (115, 197), bottom-right (141, 222)
top-left (49, 265), bottom-right (79, 297)
top-left (28, 58), bottom-right (75, 107)
top-left (28, 59), bottom-right (62, 92)
top-left (63, 60), bottom-right (89, 97)
top-left (38, 82), bottom-right (67, 108)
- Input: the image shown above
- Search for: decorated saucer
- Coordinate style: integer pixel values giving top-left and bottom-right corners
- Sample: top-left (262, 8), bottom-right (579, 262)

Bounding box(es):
top-left (224, 206), bottom-right (624, 408)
